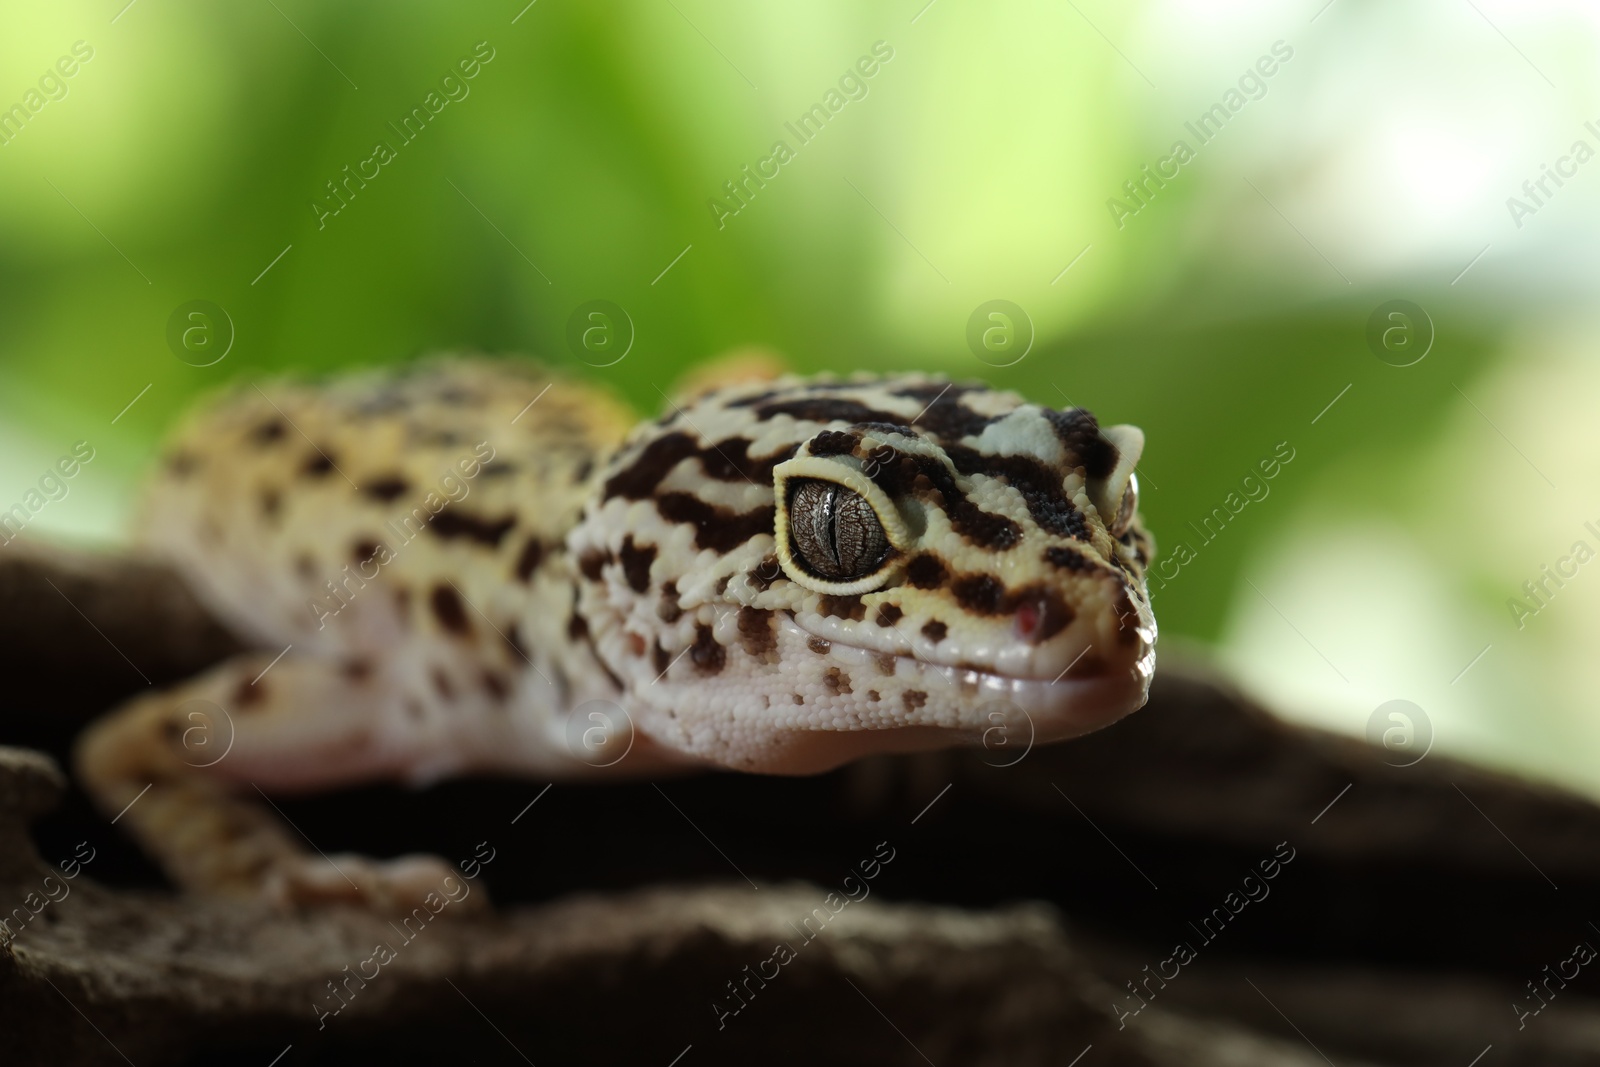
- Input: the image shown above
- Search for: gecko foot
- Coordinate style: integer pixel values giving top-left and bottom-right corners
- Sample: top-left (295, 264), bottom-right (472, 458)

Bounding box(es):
top-left (263, 853), bottom-right (491, 915)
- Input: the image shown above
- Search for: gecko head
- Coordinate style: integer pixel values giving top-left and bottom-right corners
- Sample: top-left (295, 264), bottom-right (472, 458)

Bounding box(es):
top-left (569, 373), bottom-right (1156, 774)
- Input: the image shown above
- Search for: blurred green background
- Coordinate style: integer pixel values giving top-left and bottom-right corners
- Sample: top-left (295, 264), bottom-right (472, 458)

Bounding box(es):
top-left (3, 1), bottom-right (1598, 794)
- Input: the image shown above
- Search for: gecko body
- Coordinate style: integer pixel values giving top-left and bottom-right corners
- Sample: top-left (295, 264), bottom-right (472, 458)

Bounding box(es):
top-left (76, 356), bottom-right (1155, 907)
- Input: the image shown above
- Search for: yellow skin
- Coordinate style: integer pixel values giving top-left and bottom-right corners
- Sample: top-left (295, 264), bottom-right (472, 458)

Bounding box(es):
top-left (76, 356), bottom-right (1155, 910)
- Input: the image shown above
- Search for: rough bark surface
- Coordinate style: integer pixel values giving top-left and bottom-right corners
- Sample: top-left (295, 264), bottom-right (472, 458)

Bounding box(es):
top-left (1, 542), bottom-right (1596, 1065)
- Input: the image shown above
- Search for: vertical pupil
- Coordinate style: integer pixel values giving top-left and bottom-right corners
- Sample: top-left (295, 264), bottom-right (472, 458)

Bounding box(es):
top-left (809, 482), bottom-right (840, 572)
top-left (788, 478), bottom-right (889, 581)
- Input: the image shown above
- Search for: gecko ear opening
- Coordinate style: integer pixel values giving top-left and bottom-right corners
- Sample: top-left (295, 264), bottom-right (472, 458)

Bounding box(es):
top-left (1090, 424), bottom-right (1144, 538)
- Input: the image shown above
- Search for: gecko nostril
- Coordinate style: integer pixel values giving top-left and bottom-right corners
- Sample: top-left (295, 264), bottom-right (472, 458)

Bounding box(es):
top-left (1015, 600), bottom-right (1041, 640)
top-left (1013, 592), bottom-right (1075, 645)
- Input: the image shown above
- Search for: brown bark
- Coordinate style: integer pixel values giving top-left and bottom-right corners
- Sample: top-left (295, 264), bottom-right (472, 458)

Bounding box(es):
top-left (1, 542), bottom-right (1597, 1064)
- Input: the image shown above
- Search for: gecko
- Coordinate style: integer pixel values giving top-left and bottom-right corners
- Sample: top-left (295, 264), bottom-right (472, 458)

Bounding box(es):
top-left (75, 355), bottom-right (1156, 910)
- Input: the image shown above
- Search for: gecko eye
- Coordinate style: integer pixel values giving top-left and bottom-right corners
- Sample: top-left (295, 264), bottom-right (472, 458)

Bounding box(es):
top-left (1109, 472), bottom-right (1139, 538)
top-left (786, 478), bottom-right (890, 581)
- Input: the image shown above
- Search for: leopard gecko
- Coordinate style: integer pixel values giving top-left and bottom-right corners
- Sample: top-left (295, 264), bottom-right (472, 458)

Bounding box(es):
top-left (76, 356), bottom-right (1156, 909)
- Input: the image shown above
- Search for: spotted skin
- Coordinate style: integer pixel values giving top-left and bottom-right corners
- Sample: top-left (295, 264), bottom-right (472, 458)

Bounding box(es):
top-left (572, 372), bottom-right (1155, 773)
top-left (75, 357), bottom-right (1155, 909)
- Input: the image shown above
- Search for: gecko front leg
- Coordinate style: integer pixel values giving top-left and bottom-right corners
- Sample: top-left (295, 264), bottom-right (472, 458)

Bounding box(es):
top-left (76, 650), bottom-right (487, 913)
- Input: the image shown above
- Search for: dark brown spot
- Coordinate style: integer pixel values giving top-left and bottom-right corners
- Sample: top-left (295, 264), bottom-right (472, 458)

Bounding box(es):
top-left (753, 396), bottom-right (904, 426)
top-left (363, 476), bottom-right (410, 502)
top-left (658, 581), bottom-right (682, 623)
top-left (342, 658), bottom-right (373, 682)
top-left (1044, 546), bottom-right (1095, 572)
top-left (902, 690), bottom-right (928, 712)
top-left (809, 429), bottom-right (858, 457)
top-left (873, 653), bottom-right (897, 677)
top-left (578, 549), bottom-right (609, 582)
top-left (747, 556), bottom-right (782, 592)
top-left (867, 690), bottom-right (880, 702)
top-left (1044, 408), bottom-right (1117, 480)
top-left (657, 493), bottom-right (775, 553)
top-left (167, 451), bottom-right (199, 476)
top-left (432, 667), bottom-right (455, 699)
top-left (699, 437), bottom-right (782, 482)
top-left (482, 670), bottom-right (510, 702)
top-left (604, 433), bottom-right (700, 500)
top-left (946, 443), bottom-right (1091, 542)
top-left (653, 640), bottom-right (671, 677)
top-left (865, 447), bottom-right (1022, 550)
top-left (921, 620), bottom-right (948, 643)
top-left (792, 693), bottom-right (805, 705)
top-left (899, 393), bottom-right (997, 440)
top-left (295, 554), bottom-right (316, 580)
top-left (819, 594), bottom-right (866, 621)
top-left (430, 583), bottom-right (470, 635)
top-left (260, 488), bottom-right (282, 519)
top-left (352, 540), bottom-right (379, 567)
top-left (479, 461), bottom-right (515, 478)
top-left (1113, 589), bottom-right (1141, 645)
top-left (807, 637), bottom-right (831, 655)
top-left (906, 555), bottom-right (947, 589)
top-left (504, 623), bottom-right (530, 661)
top-left (618, 536), bottom-right (657, 594)
top-left (251, 421), bottom-right (286, 445)
top-left (874, 604), bottom-right (903, 628)
top-left (690, 625), bottom-right (725, 674)
top-left (430, 511), bottom-right (518, 547)
top-left (604, 433), bottom-right (798, 501)
top-left (567, 613), bottom-right (588, 641)
top-left (234, 677), bottom-right (266, 709)
top-left (953, 574), bottom-right (1006, 614)
top-left (714, 574), bottom-right (731, 596)
top-left (301, 451), bottom-right (336, 477)
top-left (515, 537), bottom-right (544, 581)
top-left (573, 459), bottom-right (594, 483)
top-left (823, 667), bottom-right (852, 694)
top-left (737, 607), bottom-right (777, 658)
top-left (626, 632), bottom-right (647, 657)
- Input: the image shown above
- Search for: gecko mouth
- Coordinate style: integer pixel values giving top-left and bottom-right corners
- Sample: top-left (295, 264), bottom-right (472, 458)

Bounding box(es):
top-left (780, 612), bottom-right (1154, 740)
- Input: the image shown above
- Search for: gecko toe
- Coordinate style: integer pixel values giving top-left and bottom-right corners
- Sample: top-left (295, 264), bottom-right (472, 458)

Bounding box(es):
top-left (264, 852), bottom-right (491, 916)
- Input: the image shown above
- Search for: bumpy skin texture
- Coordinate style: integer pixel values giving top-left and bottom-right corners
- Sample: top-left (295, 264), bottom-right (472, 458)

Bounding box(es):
top-left (74, 356), bottom-right (1155, 907)
top-left (572, 373), bottom-right (1156, 773)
